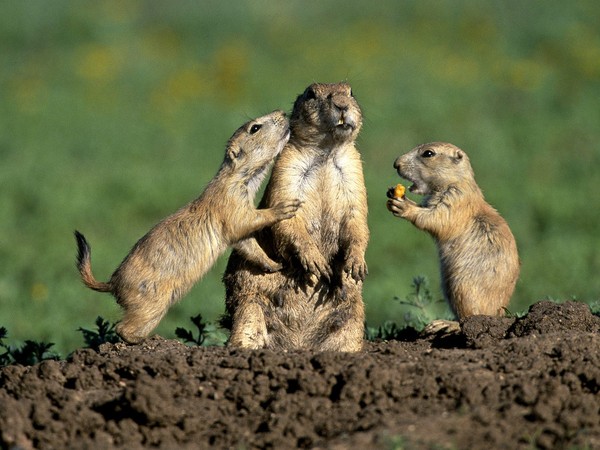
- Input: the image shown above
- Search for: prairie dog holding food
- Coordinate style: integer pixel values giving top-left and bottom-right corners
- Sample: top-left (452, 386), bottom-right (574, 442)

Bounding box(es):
top-left (75, 110), bottom-right (301, 344)
top-left (223, 82), bottom-right (369, 352)
top-left (387, 142), bottom-right (519, 319)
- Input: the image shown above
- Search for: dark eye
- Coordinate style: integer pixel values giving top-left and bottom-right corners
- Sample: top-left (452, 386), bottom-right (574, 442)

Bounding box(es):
top-left (421, 149), bottom-right (436, 158)
top-left (305, 87), bottom-right (317, 100)
top-left (249, 124), bottom-right (262, 134)
top-left (350, 89), bottom-right (354, 97)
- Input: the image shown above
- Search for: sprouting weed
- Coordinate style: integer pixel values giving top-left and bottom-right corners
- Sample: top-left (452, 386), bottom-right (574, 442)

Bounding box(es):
top-left (501, 306), bottom-right (528, 318)
top-left (0, 327), bottom-right (10, 366)
top-left (175, 313), bottom-right (227, 347)
top-left (393, 275), bottom-right (448, 330)
top-left (10, 341), bottom-right (59, 366)
top-left (365, 276), bottom-right (449, 341)
top-left (78, 316), bottom-right (121, 350)
top-left (0, 327), bottom-right (59, 367)
top-left (589, 300), bottom-right (600, 317)
top-left (365, 321), bottom-right (408, 341)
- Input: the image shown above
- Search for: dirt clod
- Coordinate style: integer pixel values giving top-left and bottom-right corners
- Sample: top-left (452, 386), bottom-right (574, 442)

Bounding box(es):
top-left (1, 300), bottom-right (599, 449)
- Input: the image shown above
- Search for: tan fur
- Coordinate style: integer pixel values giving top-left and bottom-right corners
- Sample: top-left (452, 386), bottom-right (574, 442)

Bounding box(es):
top-left (75, 110), bottom-right (301, 344)
top-left (387, 142), bottom-right (520, 318)
top-left (223, 82), bottom-right (369, 352)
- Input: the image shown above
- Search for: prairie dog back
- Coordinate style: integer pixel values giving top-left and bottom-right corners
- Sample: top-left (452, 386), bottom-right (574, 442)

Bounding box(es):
top-left (75, 110), bottom-right (301, 343)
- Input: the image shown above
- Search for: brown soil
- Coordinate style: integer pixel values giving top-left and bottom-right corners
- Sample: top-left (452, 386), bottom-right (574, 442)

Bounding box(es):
top-left (1, 300), bottom-right (599, 450)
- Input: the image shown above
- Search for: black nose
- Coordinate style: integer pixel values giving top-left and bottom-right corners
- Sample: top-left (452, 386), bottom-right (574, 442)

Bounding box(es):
top-left (393, 158), bottom-right (401, 169)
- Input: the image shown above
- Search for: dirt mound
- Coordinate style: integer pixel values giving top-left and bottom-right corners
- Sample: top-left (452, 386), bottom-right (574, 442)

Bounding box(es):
top-left (1, 301), bottom-right (599, 450)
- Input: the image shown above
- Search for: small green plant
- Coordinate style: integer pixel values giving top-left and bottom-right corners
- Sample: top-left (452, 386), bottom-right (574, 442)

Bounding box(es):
top-left (0, 327), bottom-right (10, 366)
top-left (501, 306), bottom-right (528, 319)
top-left (0, 326), bottom-right (59, 367)
top-left (381, 433), bottom-right (458, 450)
top-left (78, 316), bottom-right (121, 350)
top-left (175, 313), bottom-right (227, 346)
top-left (383, 434), bottom-right (407, 450)
top-left (587, 299), bottom-right (600, 317)
top-left (365, 276), bottom-right (448, 341)
top-left (394, 275), bottom-right (449, 330)
top-left (10, 341), bottom-right (58, 366)
top-left (365, 321), bottom-right (408, 341)
top-left (176, 313), bottom-right (208, 345)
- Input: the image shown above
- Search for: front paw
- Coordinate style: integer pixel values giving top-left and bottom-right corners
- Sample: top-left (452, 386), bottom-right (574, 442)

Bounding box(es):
top-left (256, 259), bottom-right (283, 273)
top-left (272, 199), bottom-right (302, 221)
top-left (297, 250), bottom-right (332, 284)
top-left (386, 197), bottom-right (410, 217)
top-left (343, 254), bottom-right (368, 282)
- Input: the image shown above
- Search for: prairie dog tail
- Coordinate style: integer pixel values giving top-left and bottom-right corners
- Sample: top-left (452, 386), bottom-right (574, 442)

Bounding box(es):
top-left (74, 230), bottom-right (112, 293)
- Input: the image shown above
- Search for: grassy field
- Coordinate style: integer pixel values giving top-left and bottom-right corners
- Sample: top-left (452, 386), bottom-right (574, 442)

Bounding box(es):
top-left (1, 1), bottom-right (599, 355)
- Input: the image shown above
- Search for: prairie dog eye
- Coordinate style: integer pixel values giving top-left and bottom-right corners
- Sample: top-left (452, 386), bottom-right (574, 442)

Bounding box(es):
top-left (249, 124), bottom-right (262, 134)
top-left (421, 149), bottom-right (436, 158)
top-left (305, 88), bottom-right (317, 100)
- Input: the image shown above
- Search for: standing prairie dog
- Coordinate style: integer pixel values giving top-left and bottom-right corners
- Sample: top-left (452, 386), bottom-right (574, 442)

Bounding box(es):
top-left (223, 82), bottom-right (369, 352)
top-left (387, 142), bottom-right (520, 319)
top-left (75, 110), bottom-right (301, 344)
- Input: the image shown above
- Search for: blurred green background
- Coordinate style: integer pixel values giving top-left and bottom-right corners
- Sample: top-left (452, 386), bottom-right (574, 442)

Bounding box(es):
top-left (1, 0), bottom-right (599, 355)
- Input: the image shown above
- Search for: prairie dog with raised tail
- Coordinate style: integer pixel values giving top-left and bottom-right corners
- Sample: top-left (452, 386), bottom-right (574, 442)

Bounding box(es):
top-left (75, 110), bottom-right (301, 343)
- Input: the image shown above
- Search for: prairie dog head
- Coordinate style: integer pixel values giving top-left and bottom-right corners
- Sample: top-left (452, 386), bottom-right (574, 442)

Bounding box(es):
top-left (290, 82), bottom-right (362, 146)
top-left (394, 142), bottom-right (475, 195)
top-left (225, 110), bottom-right (290, 190)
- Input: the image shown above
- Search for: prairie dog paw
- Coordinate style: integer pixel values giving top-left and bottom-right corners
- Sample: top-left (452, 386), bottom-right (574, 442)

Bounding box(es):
top-left (386, 197), bottom-right (412, 217)
top-left (272, 199), bottom-right (302, 220)
top-left (344, 255), bottom-right (368, 282)
top-left (421, 320), bottom-right (461, 336)
top-left (297, 250), bottom-right (332, 284)
top-left (256, 259), bottom-right (282, 273)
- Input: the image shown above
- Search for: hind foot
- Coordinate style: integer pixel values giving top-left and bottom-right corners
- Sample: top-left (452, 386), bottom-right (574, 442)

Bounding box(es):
top-left (421, 319), bottom-right (461, 336)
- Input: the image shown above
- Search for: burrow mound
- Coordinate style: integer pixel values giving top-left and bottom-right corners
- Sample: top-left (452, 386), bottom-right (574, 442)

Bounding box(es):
top-left (1, 300), bottom-right (599, 450)
top-left (459, 299), bottom-right (600, 349)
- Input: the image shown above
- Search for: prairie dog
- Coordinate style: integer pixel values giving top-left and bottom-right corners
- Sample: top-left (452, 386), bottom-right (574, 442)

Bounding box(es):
top-left (75, 110), bottom-right (301, 344)
top-left (387, 142), bottom-right (519, 319)
top-left (223, 82), bottom-right (369, 352)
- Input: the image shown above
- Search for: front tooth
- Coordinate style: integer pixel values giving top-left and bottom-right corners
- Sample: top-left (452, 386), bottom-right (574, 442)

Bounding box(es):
top-left (338, 118), bottom-right (344, 125)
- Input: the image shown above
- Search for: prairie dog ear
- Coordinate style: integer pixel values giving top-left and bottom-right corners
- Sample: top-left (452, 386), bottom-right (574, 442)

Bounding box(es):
top-left (453, 149), bottom-right (465, 163)
top-left (226, 144), bottom-right (243, 165)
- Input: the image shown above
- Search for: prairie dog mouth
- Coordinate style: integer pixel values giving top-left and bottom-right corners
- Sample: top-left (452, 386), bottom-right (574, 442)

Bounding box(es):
top-left (335, 116), bottom-right (354, 131)
top-left (406, 180), bottom-right (429, 196)
top-left (396, 170), bottom-right (426, 195)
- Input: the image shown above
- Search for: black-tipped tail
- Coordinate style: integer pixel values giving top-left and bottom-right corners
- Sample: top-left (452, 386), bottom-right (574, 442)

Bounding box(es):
top-left (74, 230), bottom-right (112, 293)
top-left (74, 230), bottom-right (89, 271)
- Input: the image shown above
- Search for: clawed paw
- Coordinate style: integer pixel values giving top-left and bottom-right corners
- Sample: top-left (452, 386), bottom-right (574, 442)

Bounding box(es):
top-left (273, 199), bottom-right (303, 220)
top-left (421, 320), bottom-right (461, 336)
top-left (386, 197), bottom-right (407, 216)
top-left (260, 260), bottom-right (283, 273)
top-left (343, 255), bottom-right (368, 282)
top-left (298, 251), bottom-right (332, 284)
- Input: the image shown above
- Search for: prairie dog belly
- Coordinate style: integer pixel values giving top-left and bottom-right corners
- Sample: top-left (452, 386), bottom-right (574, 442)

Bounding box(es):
top-left (224, 82), bottom-right (368, 352)
top-left (289, 150), bottom-right (359, 255)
